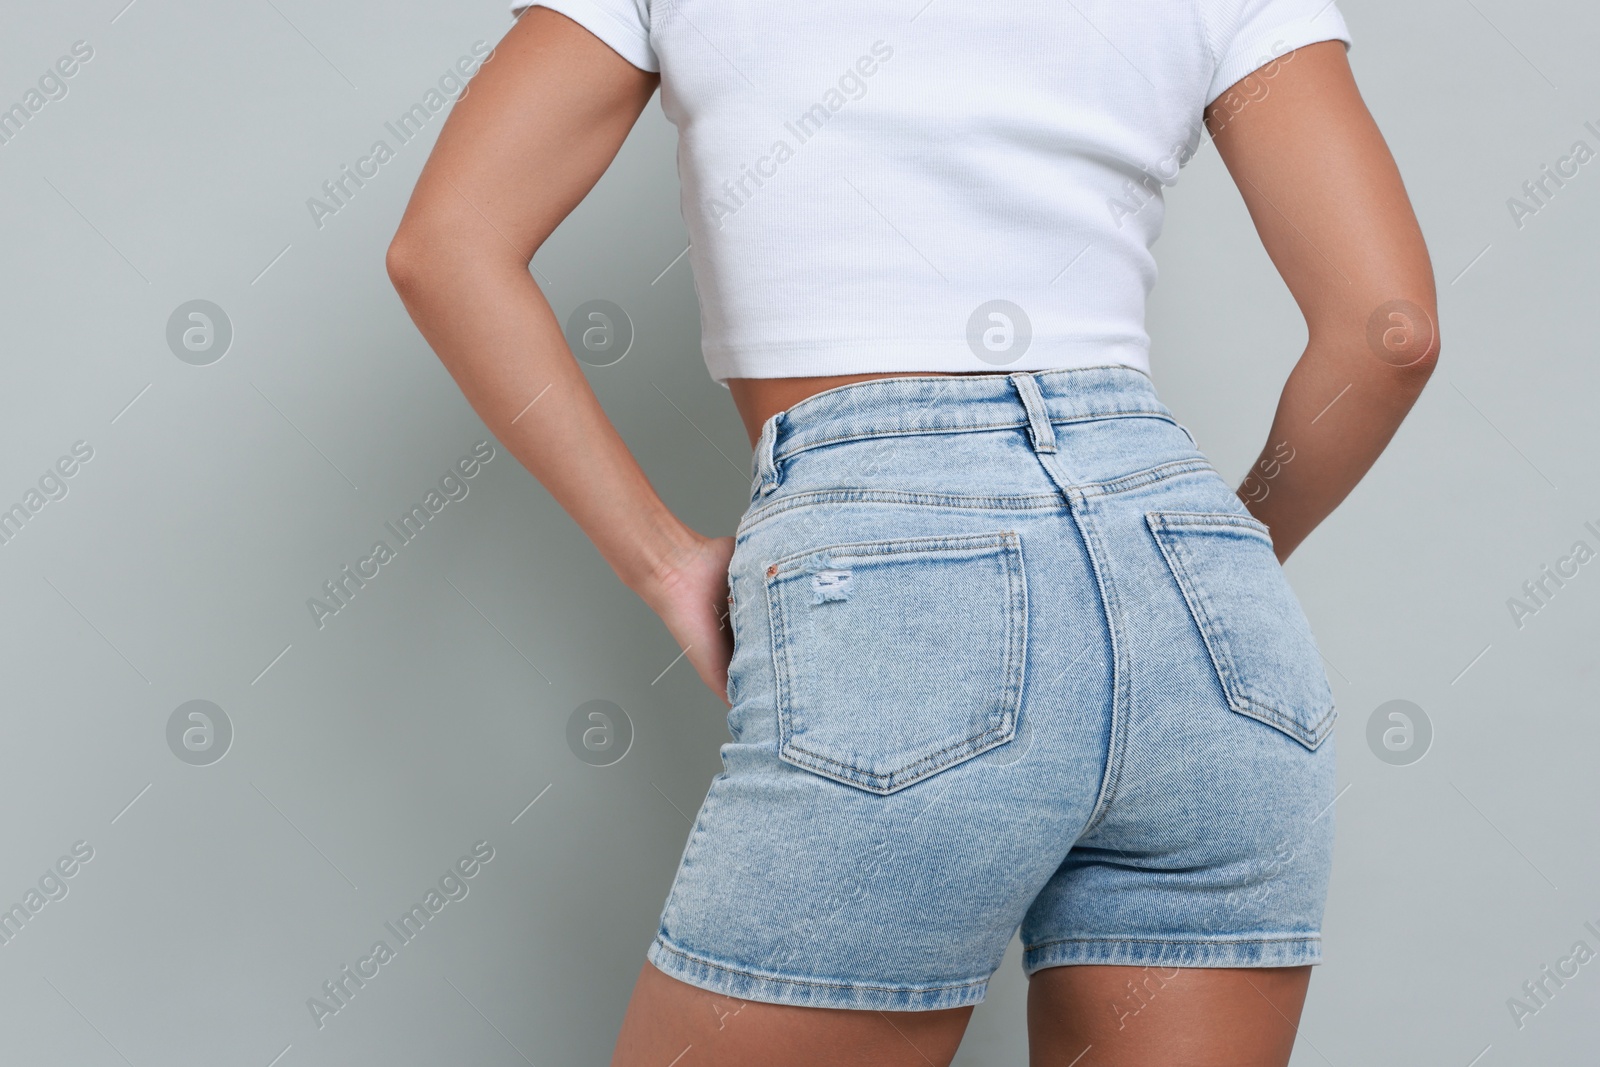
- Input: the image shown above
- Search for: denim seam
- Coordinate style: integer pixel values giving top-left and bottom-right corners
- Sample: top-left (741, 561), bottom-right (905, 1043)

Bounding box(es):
top-left (650, 935), bottom-right (993, 996)
top-left (765, 532), bottom-right (1026, 794)
top-left (659, 770), bottom-right (728, 932)
top-left (1066, 498), bottom-right (1131, 838)
top-left (1025, 933), bottom-right (1320, 952)
top-left (1073, 458), bottom-right (1219, 499)
top-left (762, 362), bottom-right (1156, 427)
top-left (1147, 509), bottom-right (1273, 539)
top-left (736, 458), bottom-right (1217, 540)
top-left (1145, 512), bottom-right (1334, 750)
top-left (778, 722), bottom-right (1014, 793)
top-left (770, 410), bottom-right (1179, 467)
top-left (764, 530), bottom-right (1021, 575)
top-left (738, 493), bottom-right (1065, 540)
top-left (829, 529), bottom-right (1024, 790)
top-left (1148, 513), bottom-right (1332, 746)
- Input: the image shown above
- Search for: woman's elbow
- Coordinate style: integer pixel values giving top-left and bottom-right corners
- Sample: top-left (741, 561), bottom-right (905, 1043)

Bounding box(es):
top-left (385, 202), bottom-right (484, 298)
top-left (386, 207), bottom-right (538, 302)
top-left (385, 225), bottom-right (435, 301)
top-left (1367, 295), bottom-right (1442, 381)
top-left (1312, 291), bottom-right (1441, 383)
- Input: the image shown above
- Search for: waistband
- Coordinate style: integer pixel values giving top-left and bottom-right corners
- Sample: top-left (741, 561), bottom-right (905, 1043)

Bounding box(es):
top-left (751, 365), bottom-right (1175, 496)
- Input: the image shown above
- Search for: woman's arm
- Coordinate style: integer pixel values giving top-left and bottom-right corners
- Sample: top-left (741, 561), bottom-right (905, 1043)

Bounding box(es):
top-left (386, 10), bottom-right (734, 701)
top-left (1206, 40), bottom-right (1440, 562)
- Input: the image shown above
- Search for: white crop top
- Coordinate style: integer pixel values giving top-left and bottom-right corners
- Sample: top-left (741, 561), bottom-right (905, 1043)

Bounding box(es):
top-left (509, 0), bottom-right (1351, 385)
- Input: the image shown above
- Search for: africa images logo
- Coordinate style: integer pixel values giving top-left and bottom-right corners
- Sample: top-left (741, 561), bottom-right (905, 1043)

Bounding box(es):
top-left (306, 441), bottom-right (495, 629)
top-left (306, 841), bottom-right (496, 1029)
top-left (1505, 517), bottom-right (1600, 631)
top-left (305, 42), bottom-right (492, 230)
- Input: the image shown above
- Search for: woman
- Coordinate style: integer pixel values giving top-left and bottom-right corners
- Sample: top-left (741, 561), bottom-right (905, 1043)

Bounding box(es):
top-left (386, 0), bottom-right (1438, 1062)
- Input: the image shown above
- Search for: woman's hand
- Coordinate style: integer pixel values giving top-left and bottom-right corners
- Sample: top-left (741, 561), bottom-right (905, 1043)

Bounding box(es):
top-left (385, 12), bottom-right (741, 703)
top-left (635, 534), bottom-right (737, 705)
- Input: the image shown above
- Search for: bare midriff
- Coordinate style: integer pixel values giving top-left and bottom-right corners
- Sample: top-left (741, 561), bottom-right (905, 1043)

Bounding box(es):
top-left (727, 370), bottom-right (1014, 448)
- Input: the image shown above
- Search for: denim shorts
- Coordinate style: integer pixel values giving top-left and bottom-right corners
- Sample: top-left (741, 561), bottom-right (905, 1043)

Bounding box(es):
top-left (645, 365), bottom-right (1339, 1012)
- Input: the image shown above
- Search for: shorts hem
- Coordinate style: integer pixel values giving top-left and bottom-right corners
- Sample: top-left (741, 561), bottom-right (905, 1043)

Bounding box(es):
top-left (646, 934), bottom-right (992, 1012)
top-left (1023, 933), bottom-right (1322, 974)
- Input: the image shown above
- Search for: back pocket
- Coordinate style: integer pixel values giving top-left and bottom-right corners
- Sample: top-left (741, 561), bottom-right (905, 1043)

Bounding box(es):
top-left (1145, 511), bottom-right (1336, 750)
top-left (765, 531), bottom-right (1027, 795)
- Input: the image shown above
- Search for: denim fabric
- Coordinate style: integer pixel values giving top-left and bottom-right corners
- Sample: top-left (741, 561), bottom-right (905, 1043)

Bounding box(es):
top-left (645, 366), bottom-right (1339, 1012)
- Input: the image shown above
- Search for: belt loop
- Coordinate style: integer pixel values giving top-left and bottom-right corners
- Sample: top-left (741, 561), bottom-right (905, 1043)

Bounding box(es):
top-left (1009, 372), bottom-right (1057, 454)
top-left (754, 412), bottom-right (784, 495)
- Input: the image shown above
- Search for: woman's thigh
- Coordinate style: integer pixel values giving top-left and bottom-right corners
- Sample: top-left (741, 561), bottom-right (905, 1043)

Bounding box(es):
top-left (611, 961), bottom-right (1311, 1066)
top-left (611, 962), bottom-right (976, 1067)
top-left (1026, 964), bottom-right (1313, 1067)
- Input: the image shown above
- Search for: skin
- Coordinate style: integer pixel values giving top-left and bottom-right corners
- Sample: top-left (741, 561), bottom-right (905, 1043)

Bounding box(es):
top-left (387, 12), bottom-right (1437, 1065)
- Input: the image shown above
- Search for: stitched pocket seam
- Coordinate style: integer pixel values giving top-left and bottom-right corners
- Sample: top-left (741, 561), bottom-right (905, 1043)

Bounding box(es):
top-left (766, 531), bottom-right (1027, 794)
top-left (1146, 512), bottom-right (1335, 750)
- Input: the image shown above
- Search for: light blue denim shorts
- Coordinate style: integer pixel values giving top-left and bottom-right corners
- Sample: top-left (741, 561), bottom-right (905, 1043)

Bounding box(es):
top-left (645, 366), bottom-right (1339, 1012)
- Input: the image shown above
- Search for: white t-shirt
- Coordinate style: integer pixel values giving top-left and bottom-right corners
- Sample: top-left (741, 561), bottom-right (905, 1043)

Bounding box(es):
top-left (510, 0), bottom-right (1351, 385)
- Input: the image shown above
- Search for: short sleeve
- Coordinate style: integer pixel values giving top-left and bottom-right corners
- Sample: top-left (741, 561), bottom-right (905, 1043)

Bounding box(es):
top-left (510, 0), bottom-right (658, 72)
top-left (1202, 0), bottom-right (1351, 106)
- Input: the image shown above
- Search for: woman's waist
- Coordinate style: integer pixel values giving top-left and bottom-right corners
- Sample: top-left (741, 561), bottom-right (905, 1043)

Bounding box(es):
top-left (728, 369), bottom-right (1013, 447)
top-left (742, 365), bottom-right (1206, 506)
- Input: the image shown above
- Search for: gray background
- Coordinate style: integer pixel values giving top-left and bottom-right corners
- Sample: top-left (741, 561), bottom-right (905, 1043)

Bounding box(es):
top-left (0, 0), bottom-right (1594, 1063)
